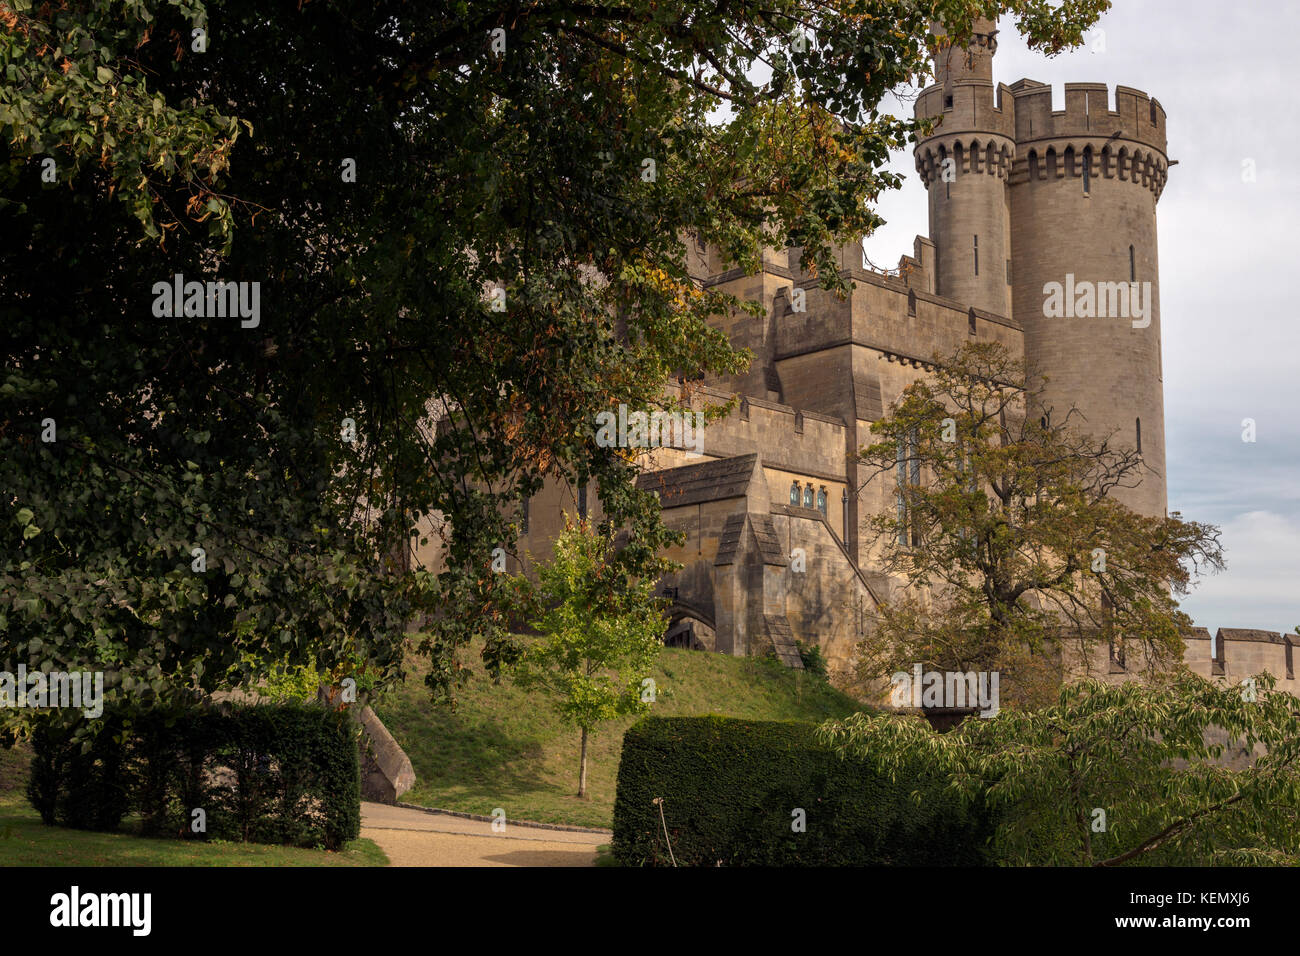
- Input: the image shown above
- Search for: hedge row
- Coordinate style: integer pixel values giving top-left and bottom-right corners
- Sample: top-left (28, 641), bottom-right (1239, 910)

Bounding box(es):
top-left (27, 703), bottom-right (361, 850)
top-left (612, 716), bottom-right (995, 866)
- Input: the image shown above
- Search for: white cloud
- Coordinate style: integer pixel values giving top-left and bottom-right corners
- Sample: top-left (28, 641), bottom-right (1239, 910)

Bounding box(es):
top-left (1178, 510), bottom-right (1300, 634)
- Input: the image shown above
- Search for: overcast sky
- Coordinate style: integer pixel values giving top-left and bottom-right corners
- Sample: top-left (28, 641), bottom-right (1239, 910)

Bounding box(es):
top-left (860, 0), bottom-right (1299, 638)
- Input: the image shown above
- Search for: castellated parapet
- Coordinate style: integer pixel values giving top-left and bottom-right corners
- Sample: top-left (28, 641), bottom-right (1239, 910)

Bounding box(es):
top-left (1183, 628), bottom-right (1299, 698)
top-left (1009, 80), bottom-right (1168, 191)
top-left (915, 24), bottom-right (1169, 518)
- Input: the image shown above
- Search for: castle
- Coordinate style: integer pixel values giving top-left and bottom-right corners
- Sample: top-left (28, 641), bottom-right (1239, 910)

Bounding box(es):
top-left (448, 19), bottom-right (1298, 698)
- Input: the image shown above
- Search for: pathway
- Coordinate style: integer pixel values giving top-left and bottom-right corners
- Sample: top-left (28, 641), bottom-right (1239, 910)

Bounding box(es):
top-left (360, 802), bottom-right (608, 867)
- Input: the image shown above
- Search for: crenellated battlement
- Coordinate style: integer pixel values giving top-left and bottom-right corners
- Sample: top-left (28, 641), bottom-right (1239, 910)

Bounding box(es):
top-left (1009, 80), bottom-right (1166, 153)
top-left (915, 81), bottom-right (1016, 141)
top-left (1182, 627), bottom-right (1299, 694)
top-left (1006, 80), bottom-right (1168, 200)
top-left (917, 77), bottom-right (1170, 199)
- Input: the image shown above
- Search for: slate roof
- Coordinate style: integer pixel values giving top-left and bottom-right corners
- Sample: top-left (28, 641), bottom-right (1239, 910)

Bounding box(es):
top-left (636, 453), bottom-right (757, 509)
top-left (712, 512), bottom-right (788, 567)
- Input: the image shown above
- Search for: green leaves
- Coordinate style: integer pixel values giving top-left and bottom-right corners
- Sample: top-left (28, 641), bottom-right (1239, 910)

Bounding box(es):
top-left (504, 522), bottom-right (665, 760)
top-left (822, 672), bottom-right (1300, 865)
top-left (1, 2), bottom-right (243, 246)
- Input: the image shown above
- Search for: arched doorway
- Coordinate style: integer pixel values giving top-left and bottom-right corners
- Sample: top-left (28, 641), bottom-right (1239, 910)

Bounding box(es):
top-left (663, 608), bottom-right (716, 652)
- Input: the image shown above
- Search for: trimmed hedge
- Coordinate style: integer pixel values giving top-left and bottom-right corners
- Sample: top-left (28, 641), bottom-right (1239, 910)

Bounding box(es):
top-left (27, 711), bottom-right (131, 832)
top-left (612, 716), bottom-right (995, 866)
top-left (27, 703), bottom-right (361, 850)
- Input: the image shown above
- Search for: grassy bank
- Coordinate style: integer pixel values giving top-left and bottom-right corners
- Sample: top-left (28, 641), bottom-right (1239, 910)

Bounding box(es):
top-left (374, 640), bottom-right (869, 829)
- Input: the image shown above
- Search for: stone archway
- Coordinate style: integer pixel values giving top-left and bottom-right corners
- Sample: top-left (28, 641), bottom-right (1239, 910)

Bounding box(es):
top-left (663, 606), bottom-right (716, 652)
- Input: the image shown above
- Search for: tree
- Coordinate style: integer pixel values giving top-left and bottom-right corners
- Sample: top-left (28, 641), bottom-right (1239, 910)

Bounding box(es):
top-left (508, 522), bottom-right (665, 798)
top-left (855, 343), bottom-right (1223, 708)
top-left (819, 672), bottom-right (1300, 866)
top-left (2, 1), bottom-right (1112, 723)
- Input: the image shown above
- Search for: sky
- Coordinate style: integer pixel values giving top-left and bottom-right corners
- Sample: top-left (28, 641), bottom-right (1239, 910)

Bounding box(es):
top-left (860, 0), bottom-right (1300, 638)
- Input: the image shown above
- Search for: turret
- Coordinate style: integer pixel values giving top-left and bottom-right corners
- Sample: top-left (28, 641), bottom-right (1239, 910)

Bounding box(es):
top-left (914, 18), bottom-right (1015, 317)
top-left (1007, 80), bottom-right (1169, 518)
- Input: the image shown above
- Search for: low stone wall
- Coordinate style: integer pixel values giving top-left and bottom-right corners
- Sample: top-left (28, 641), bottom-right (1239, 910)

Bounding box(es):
top-left (316, 686), bottom-right (415, 804)
top-left (355, 704), bottom-right (415, 804)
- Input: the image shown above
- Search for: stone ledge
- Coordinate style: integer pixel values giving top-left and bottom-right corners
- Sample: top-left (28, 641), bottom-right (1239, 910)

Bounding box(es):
top-left (354, 703), bottom-right (416, 805)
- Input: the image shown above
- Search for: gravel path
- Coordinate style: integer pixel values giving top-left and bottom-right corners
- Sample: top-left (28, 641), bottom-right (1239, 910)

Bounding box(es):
top-left (360, 802), bottom-right (608, 867)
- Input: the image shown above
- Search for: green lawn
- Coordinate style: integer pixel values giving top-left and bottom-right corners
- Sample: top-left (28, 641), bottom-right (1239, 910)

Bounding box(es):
top-left (0, 742), bottom-right (387, 867)
top-left (374, 639), bottom-right (870, 829)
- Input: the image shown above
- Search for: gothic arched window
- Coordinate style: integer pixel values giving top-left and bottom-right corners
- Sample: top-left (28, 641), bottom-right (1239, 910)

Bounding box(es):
top-left (817, 487), bottom-right (828, 515)
top-left (804, 485), bottom-right (815, 508)
top-left (790, 482), bottom-right (801, 506)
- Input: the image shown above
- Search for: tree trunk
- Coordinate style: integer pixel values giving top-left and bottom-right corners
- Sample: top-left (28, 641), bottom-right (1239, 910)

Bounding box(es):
top-left (578, 728), bottom-right (589, 799)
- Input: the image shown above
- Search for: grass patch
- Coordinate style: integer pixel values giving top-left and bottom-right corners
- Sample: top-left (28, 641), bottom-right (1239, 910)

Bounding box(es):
top-left (373, 638), bottom-right (869, 829)
top-left (0, 743), bottom-right (387, 867)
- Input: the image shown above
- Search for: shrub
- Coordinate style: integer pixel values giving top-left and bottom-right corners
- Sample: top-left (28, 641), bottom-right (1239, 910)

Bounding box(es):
top-left (612, 715), bottom-right (995, 866)
top-left (26, 714), bottom-right (130, 831)
top-left (28, 703), bottom-right (361, 850)
top-left (795, 640), bottom-right (829, 677)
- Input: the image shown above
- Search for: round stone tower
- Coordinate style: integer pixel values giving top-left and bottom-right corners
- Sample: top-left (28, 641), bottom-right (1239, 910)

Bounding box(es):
top-left (913, 18), bottom-right (1014, 317)
top-left (1006, 80), bottom-right (1169, 518)
top-left (914, 19), bottom-right (1170, 519)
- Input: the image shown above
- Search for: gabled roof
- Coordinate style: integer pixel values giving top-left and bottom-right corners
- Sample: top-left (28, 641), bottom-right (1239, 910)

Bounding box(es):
top-left (749, 513), bottom-right (787, 566)
top-left (636, 453), bottom-right (758, 509)
top-left (712, 512), bottom-right (788, 568)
